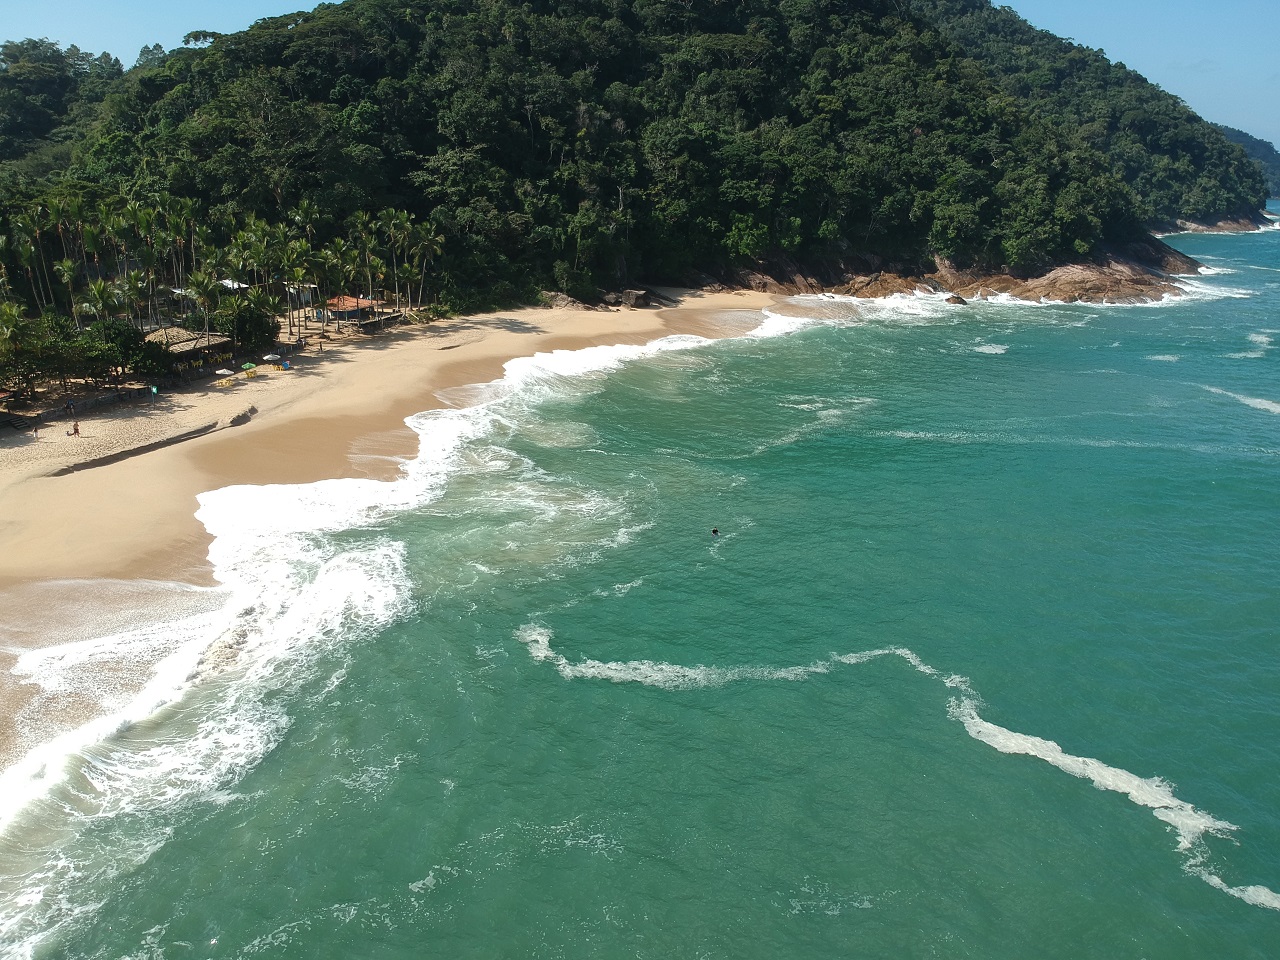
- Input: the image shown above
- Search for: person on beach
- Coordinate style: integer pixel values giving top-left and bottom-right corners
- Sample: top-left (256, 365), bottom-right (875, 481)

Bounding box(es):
top-left (32, 425), bottom-right (39, 440)
top-left (72, 421), bottom-right (80, 437)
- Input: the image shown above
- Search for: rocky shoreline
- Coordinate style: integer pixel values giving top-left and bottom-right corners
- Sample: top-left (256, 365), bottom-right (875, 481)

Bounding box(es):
top-left (713, 234), bottom-right (1207, 305)
top-left (1163, 209), bottom-right (1276, 233)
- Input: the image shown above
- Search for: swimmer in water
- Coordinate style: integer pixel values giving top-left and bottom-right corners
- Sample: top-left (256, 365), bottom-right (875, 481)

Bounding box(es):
top-left (711, 528), bottom-right (719, 536)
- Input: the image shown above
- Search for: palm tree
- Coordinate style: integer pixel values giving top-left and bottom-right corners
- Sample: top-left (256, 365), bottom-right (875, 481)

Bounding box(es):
top-left (0, 301), bottom-right (24, 391)
top-left (118, 270), bottom-right (149, 327)
top-left (76, 278), bottom-right (119, 326)
top-left (395, 262), bottom-right (417, 310)
top-left (53, 259), bottom-right (79, 329)
top-left (409, 224), bottom-right (444, 307)
top-left (0, 301), bottom-right (20, 357)
top-left (45, 198), bottom-right (73, 264)
top-left (11, 213), bottom-right (50, 312)
top-left (290, 199), bottom-right (320, 242)
top-left (287, 265), bottom-right (310, 337)
top-left (378, 208), bottom-right (412, 309)
top-left (347, 211), bottom-right (377, 301)
top-left (321, 238), bottom-right (360, 335)
top-left (185, 270), bottom-right (220, 347)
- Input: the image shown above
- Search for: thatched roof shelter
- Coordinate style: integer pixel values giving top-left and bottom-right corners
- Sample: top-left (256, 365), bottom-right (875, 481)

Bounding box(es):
top-left (144, 327), bottom-right (231, 355)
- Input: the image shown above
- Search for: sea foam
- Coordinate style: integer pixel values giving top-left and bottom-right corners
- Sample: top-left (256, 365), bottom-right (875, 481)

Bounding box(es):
top-left (1201, 384), bottom-right (1280, 415)
top-left (0, 323), bottom-right (754, 957)
top-left (516, 624), bottom-right (1279, 912)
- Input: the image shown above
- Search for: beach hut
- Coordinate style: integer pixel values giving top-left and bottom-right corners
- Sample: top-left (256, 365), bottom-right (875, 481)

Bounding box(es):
top-left (144, 327), bottom-right (232, 356)
top-left (325, 295), bottom-right (386, 331)
top-left (145, 327), bottom-right (233, 378)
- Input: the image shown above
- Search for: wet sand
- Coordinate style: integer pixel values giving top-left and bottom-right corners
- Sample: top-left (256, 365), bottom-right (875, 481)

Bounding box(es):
top-left (0, 290), bottom-right (777, 766)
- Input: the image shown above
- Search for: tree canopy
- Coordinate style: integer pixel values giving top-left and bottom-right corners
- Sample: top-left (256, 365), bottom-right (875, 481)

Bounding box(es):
top-left (1214, 125), bottom-right (1280, 198)
top-left (0, 0), bottom-right (1269, 330)
top-left (910, 0), bottom-right (1267, 227)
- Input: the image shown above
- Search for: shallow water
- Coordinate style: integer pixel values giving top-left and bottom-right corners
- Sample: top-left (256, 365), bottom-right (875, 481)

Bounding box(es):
top-left (4, 214), bottom-right (1280, 958)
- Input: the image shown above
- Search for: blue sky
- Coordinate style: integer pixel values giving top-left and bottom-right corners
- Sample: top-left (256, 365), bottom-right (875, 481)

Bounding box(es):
top-left (5, 0), bottom-right (1279, 147)
top-left (1003, 0), bottom-right (1280, 147)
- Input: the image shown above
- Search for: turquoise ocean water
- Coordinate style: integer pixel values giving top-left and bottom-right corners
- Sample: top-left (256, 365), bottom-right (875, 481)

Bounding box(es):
top-left (3, 214), bottom-right (1280, 957)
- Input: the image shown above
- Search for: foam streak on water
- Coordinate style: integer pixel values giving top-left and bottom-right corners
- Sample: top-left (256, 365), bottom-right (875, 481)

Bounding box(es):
top-left (0, 329), bottom-right (738, 957)
top-left (5, 229), bottom-right (1280, 954)
top-left (516, 625), bottom-right (1280, 912)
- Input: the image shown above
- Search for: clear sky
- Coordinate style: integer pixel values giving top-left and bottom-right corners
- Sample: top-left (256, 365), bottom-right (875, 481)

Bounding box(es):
top-left (1001, 0), bottom-right (1280, 147)
top-left (4, 0), bottom-right (1279, 148)
top-left (2, 1), bottom-right (322, 64)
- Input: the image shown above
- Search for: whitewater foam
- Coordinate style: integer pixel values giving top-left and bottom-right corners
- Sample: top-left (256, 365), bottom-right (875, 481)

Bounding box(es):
top-left (516, 625), bottom-right (1278, 912)
top-left (1201, 384), bottom-right (1280, 415)
top-left (3, 326), bottom-right (769, 956)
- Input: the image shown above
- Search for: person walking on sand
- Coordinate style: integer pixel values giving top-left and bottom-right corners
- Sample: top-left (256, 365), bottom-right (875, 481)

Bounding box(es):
top-left (32, 425), bottom-right (39, 440)
top-left (72, 421), bottom-right (80, 437)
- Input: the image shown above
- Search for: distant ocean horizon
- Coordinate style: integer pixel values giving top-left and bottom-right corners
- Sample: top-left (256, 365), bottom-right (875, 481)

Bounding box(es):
top-left (3, 206), bottom-right (1280, 958)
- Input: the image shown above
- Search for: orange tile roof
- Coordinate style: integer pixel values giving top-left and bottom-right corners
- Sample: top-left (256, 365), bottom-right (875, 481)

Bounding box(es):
top-left (326, 295), bottom-right (383, 310)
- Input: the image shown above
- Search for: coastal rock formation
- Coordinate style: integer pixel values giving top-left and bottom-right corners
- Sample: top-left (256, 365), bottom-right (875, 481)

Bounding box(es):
top-left (720, 237), bottom-right (1203, 305)
top-left (539, 292), bottom-right (597, 311)
top-left (1169, 210), bottom-right (1275, 233)
top-left (602, 289), bottom-right (651, 308)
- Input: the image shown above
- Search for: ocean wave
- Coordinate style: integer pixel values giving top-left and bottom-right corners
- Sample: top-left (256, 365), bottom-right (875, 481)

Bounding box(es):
top-left (9, 269), bottom-right (1280, 949)
top-left (515, 625), bottom-right (1279, 912)
top-left (1200, 384), bottom-right (1280, 415)
top-left (1, 327), bottom-right (752, 955)
top-left (1169, 277), bottom-right (1254, 301)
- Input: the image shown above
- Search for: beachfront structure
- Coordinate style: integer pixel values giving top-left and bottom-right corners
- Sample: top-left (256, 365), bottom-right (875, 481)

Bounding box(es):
top-left (143, 326), bottom-right (231, 359)
top-left (325, 295), bottom-right (384, 323)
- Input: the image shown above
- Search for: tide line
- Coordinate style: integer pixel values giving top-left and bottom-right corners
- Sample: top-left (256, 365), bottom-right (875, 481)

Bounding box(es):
top-left (515, 624), bottom-right (1280, 912)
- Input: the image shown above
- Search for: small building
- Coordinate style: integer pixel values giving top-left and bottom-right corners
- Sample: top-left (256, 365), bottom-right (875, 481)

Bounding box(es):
top-left (325, 295), bottom-right (384, 320)
top-left (144, 326), bottom-right (232, 357)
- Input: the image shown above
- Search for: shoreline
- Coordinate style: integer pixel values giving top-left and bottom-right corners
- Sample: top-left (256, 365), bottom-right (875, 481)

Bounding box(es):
top-left (0, 289), bottom-right (778, 768)
top-left (0, 289), bottom-right (775, 588)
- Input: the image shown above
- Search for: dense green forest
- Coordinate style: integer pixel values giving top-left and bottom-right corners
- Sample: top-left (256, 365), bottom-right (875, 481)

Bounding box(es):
top-left (1215, 125), bottom-right (1280, 198)
top-left (911, 0), bottom-right (1266, 227)
top-left (0, 0), bottom-right (1269, 398)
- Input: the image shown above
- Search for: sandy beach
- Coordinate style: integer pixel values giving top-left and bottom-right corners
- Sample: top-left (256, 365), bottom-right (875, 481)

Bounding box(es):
top-left (0, 289), bottom-right (777, 765)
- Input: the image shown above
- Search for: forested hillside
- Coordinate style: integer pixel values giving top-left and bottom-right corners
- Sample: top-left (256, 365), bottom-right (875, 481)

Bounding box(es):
top-left (911, 0), bottom-right (1266, 228)
top-left (0, 0), bottom-right (1270, 396)
top-left (0, 40), bottom-right (124, 178)
top-left (1215, 125), bottom-right (1280, 198)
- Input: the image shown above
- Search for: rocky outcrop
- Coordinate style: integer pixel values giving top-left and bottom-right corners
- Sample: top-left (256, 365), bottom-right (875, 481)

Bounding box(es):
top-left (602, 289), bottom-right (651, 307)
top-left (539, 291), bottom-right (598, 311)
top-left (706, 236), bottom-right (1203, 304)
top-left (1167, 210), bottom-right (1274, 233)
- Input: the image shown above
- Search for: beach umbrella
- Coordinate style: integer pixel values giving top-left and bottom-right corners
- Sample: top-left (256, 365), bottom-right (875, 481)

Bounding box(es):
top-left (241, 362), bottom-right (257, 370)
top-left (216, 368), bottom-right (234, 375)
top-left (262, 353), bottom-right (282, 361)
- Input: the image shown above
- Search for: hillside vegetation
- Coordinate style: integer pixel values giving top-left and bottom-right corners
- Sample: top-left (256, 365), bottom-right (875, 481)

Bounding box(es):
top-left (0, 0), bottom-right (1270, 396)
top-left (1215, 125), bottom-right (1280, 198)
top-left (911, 0), bottom-right (1266, 228)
